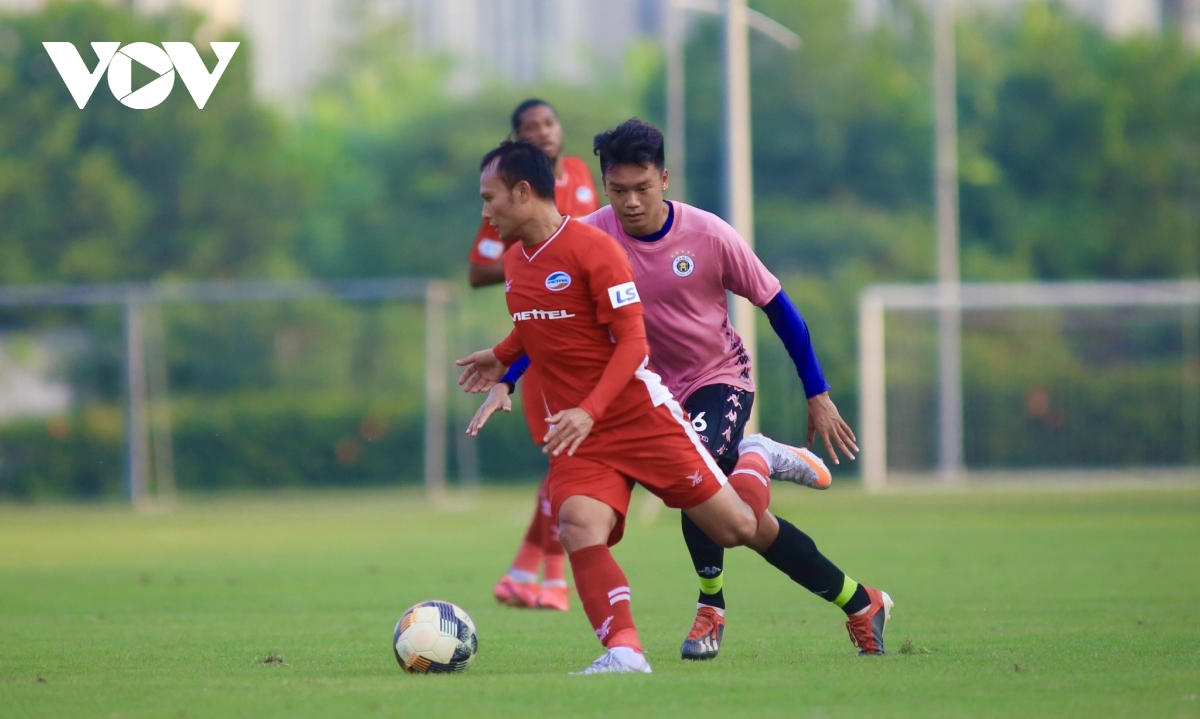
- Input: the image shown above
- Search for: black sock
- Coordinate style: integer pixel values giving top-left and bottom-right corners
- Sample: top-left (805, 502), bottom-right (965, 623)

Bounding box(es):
top-left (699, 588), bottom-right (725, 610)
top-left (758, 516), bottom-right (847, 601)
top-left (681, 511), bottom-right (726, 610)
top-left (842, 584), bottom-right (872, 615)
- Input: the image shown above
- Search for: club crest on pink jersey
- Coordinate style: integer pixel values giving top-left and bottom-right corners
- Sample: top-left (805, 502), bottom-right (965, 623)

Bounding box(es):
top-left (672, 252), bottom-right (696, 277)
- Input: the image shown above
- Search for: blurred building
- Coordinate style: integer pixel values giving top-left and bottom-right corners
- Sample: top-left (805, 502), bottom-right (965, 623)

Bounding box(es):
top-left (0, 0), bottom-right (663, 103)
top-left (857, 0), bottom-right (1200, 44)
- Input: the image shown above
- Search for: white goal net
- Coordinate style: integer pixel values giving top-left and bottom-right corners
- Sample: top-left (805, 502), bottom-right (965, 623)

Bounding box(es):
top-left (858, 280), bottom-right (1200, 489)
top-left (0, 279), bottom-right (468, 508)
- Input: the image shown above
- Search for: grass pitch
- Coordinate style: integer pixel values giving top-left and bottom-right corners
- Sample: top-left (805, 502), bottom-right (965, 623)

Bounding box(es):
top-left (1, 484), bottom-right (1198, 718)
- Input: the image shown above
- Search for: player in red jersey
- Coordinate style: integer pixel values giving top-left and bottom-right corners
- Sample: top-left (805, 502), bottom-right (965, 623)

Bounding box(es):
top-left (458, 141), bottom-right (861, 674)
top-left (470, 120), bottom-right (893, 661)
top-left (468, 99), bottom-right (600, 613)
top-left (468, 99), bottom-right (599, 286)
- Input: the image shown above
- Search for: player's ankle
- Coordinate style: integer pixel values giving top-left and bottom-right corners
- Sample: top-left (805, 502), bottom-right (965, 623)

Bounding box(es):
top-left (607, 629), bottom-right (643, 653)
top-left (506, 569), bottom-right (538, 585)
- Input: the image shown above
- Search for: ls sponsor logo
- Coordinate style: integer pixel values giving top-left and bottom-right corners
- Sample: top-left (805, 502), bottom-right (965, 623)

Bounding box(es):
top-left (607, 282), bottom-right (640, 309)
top-left (43, 41), bottom-right (239, 109)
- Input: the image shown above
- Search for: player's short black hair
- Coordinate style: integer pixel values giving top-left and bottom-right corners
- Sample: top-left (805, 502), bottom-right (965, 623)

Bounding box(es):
top-left (593, 118), bottom-right (665, 176)
top-left (480, 140), bottom-right (556, 200)
top-left (511, 98), bottom-right (555, 133)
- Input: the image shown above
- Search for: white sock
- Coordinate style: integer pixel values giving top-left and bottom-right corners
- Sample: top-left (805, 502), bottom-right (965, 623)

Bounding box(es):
top-left (507, 569), bottom-right (537, 584)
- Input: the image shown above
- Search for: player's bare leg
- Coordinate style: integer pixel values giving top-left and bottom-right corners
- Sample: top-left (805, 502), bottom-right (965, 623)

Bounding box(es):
top-left (680, 483), bottom-right (762, 549)
top-left (558, 495), bottom-right (651, 674)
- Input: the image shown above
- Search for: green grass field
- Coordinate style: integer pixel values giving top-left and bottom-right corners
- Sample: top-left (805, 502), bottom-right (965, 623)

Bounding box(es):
top-left (2, 484), bottom-right (1198, 718)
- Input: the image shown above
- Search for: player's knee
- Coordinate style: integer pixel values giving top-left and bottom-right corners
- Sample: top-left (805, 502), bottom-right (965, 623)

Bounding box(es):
top-left (728, 516), bottom-right (759, 547)
top-left (703, 521), bottom-right (752, 549)
top-left (557, 516), bottom-right (608, 553)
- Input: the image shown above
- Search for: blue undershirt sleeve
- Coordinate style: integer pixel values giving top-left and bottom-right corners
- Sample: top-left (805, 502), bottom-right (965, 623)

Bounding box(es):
top-left (761, 289), bottom-right (830, 399)
top-left (500, 354), bottom-right (531, 390)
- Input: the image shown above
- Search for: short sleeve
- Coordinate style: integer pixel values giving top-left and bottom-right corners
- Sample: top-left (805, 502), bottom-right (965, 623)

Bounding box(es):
top-left (562, 157), bottom-right (600, 216)
top-left (583, 234), bottom-right (643, 326)
top-left (468, 218), bottom-right (508, 266)
top-left (716, 219), bottom-right (782, 307)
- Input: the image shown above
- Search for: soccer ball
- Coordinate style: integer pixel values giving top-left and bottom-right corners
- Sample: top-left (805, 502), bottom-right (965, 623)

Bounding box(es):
top-left (393, 600), bottom-right (478, 674)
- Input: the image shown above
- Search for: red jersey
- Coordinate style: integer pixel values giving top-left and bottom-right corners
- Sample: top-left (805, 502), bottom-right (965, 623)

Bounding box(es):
top-left (468, 156), bottom-right (600, 266)
top-left (494, 218), bottom-right (671, 430)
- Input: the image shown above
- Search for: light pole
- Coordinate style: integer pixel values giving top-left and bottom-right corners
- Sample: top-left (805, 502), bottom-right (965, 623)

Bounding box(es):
top-left (665, 0), bottom-right (799, 433)
top-left (933, 0), bottom-right (963, 483)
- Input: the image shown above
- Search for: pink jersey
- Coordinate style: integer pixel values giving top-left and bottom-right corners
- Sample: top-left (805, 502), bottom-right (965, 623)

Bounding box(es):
top-left (580, 201), bottom-right (781, 404)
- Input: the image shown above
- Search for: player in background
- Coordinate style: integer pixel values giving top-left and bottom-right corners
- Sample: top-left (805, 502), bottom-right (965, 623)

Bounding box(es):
top-left (467, 99), bottom-right (600, 612)
top-left (459, 141), bottom-right (891, 673)
top-left (468, 99), bottom-right (599, 286)
top-left (470, 120), bottom-right (891, 660)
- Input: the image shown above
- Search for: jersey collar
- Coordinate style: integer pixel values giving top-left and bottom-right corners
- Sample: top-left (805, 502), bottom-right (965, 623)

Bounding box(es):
top-left (521, 215), bottom-right (571, 262)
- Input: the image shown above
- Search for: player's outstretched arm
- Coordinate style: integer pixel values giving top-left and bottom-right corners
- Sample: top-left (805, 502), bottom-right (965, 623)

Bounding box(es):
top-left (466, 383), bottom-right (512, 436)
top-left (807, 392), bottom-right (858, 464)
top-left (761, 289), bottom-right (858, 463)
top-left (455, 348), bottom-right (508, 393)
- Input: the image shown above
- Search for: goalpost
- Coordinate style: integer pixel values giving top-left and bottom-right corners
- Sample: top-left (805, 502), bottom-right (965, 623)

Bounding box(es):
top-left (0, 278), bottom-right (464, 509)
top-left (858, 280), bottom-right (1200, 490)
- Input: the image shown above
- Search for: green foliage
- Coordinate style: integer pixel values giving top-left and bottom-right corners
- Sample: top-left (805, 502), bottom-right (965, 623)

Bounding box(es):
top-left (955, 3), bottom-right (1200, 280)
top-left (284, 21), bottom-right (646, 280)
top-left (3, 1), bottom-right (1200, 495)
top-left (0, 1), bottom-right (306, 284)
top-left (0, 395), bottom-right (425, 499)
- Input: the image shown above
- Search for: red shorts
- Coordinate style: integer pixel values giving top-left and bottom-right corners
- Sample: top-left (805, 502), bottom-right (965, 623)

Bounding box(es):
top-left (520, 367), bottom-right (550, 445)
top-left (545, 399), bottom-right (727, 546)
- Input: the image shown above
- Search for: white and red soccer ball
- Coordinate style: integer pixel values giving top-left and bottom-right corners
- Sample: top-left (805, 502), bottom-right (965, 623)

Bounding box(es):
top-left (393, 600), bottom-right (478, 674)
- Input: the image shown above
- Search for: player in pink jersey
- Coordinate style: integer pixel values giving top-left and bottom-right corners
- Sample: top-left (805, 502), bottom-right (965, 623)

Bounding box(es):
top-left (467, 99), bottom-right (600, 613)
top-left (459, 140), bottom-right (879, 673)
top-left (471, 120), bottom-right (893, 660)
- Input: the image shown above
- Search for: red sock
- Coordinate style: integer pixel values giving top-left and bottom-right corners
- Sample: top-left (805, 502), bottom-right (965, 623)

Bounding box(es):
top-left (510, 541), bottom-right (542, 579)
top-left (568, 545), bottom-right (642, 652)
top-left (510, 489), bottom-right (547, 577)
top-left (728, 450), bottom-right (772, 523)
top-left (543, 519), bottom-right (567, 586)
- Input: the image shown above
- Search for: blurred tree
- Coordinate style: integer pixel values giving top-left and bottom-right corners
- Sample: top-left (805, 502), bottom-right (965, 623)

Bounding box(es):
top-left (0, 1), bottom-right (306, 284)
top-left (286, 18), bottom-right (654, 279)
top-left (957, 3), bottom-right (1200, 281)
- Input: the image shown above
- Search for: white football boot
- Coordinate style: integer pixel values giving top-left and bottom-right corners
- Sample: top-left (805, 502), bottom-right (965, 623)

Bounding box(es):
top-left (571, 647), bottom-right (653, 675)
top-left (739, 434), bottom-right (832, 489)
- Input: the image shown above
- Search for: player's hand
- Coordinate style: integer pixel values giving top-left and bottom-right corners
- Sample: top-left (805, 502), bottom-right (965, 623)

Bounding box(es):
top-left (806, 392), bottom-right (859, 464)
top-left (466, 383), bottom-right (512, 436)
top-left (543, 408), bottom-right (594, 457)
top-left (455, 349), bottom-right (507, 393)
